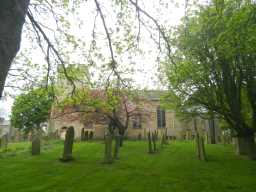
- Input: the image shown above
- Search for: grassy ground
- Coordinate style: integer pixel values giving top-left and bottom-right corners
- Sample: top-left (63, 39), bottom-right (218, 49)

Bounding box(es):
top-left (0, 140), bottom-right (256, 192)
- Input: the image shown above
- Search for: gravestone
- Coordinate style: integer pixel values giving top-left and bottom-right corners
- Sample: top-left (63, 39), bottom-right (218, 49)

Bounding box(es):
top-left (148, 131), bottom-right (153, 153)
top-left (194, 119), bottom-right (207, 161)
top-left (60, 126), bottom-right (75, 162)
top-left (195, 133), bottom-right (206, 161)
top-left (32, 130), bottom-right (40, 155)
top-left (0, 134), bottom-right (8, 150)
top-left (104, 132), bottom-right (113, 163)
top-left (152, 131), bottom-right (157, 152)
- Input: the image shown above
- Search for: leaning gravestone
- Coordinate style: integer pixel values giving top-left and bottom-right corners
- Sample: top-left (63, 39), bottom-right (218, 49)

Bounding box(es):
top-left (60, 126), bottom-right (75, 162)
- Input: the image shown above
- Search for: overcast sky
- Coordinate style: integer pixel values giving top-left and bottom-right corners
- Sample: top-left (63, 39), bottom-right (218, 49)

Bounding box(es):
top-left (0, 0), bottom-right (208, 119)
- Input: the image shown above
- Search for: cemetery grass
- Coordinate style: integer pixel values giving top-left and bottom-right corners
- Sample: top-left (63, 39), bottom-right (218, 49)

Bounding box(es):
top-left (0, 140), bottom-right (256, 192)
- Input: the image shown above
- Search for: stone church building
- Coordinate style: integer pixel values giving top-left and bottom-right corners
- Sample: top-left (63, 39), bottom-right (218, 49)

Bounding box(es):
top-left (49, 90), bottom-right (220, 143)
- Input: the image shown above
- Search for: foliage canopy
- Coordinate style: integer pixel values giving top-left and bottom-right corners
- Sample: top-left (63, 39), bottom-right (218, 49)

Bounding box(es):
top-left (164, 0), bottom-right (256, 137)
top-left (11, 88), bottom-right (54, 132)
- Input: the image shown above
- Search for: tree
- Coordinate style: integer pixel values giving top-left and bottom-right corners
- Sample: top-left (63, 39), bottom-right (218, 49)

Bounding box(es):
top-left (161, 93), bottom-right (208, 160)
top-left (52, 79), bottom-right (155, 162)
top-left (164, 0), bottom-right (256, 159)
top-left (11, 88), bottom-right (53, 155)
top-left (56, 87), bottom-right (139, 162)
top-left (1, 0), bottom-right (172, 98)
top-left (0, 0), bottom-right (30, 97)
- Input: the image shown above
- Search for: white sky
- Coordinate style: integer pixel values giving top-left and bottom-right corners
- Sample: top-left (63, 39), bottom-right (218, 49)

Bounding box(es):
top-left (0, 0), bottom-right (208, 119)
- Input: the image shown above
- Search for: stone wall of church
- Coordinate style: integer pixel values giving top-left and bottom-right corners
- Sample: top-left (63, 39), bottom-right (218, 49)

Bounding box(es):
top-left (50, 99), bottom-right (219, 141)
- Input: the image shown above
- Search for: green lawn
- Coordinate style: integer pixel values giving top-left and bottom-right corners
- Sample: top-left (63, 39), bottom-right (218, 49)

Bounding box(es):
top-left (0, 140), bottom-right (256, 192)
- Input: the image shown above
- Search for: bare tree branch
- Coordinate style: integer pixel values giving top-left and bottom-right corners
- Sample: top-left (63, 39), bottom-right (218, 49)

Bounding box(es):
top-left (128, 0), bottom-right (176, 64)
top-left (94, 0), bottom-right (128, 88)
top-left (27, 9), bottom-right (76, 94)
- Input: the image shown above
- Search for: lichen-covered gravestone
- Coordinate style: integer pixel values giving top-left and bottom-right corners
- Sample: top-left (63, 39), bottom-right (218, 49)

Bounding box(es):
top-left (60, 126), bottom-right (75, 162)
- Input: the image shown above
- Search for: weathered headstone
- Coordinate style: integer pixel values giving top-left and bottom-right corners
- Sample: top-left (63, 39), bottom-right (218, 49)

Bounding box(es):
top-left (0, 134), bottom-right (8, 150)
top-left (234, 136), bottom-right (256, 159)
top-left (104, 132), bottom-right (113, 163)
top-left (32, 130), bottom-right (40, 155)
top-left (60, 126), bottom-right (75, 162)
top-left (195, 133), bottom-right (207, 161)
top-left (148, 131), bottom-right (153, 153)
top-left (194, 119), bottom-right (207, 161)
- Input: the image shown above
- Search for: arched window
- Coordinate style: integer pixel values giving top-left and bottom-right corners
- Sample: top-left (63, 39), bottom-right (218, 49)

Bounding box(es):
top-left (157, 107), bottom-right (166, 128)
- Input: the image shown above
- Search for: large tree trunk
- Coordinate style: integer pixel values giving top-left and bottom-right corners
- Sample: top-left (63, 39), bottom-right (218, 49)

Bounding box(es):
top-left (235, 135), bottom-right (256, 160)
top-left (0, 0), bottom-right (30, 97)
